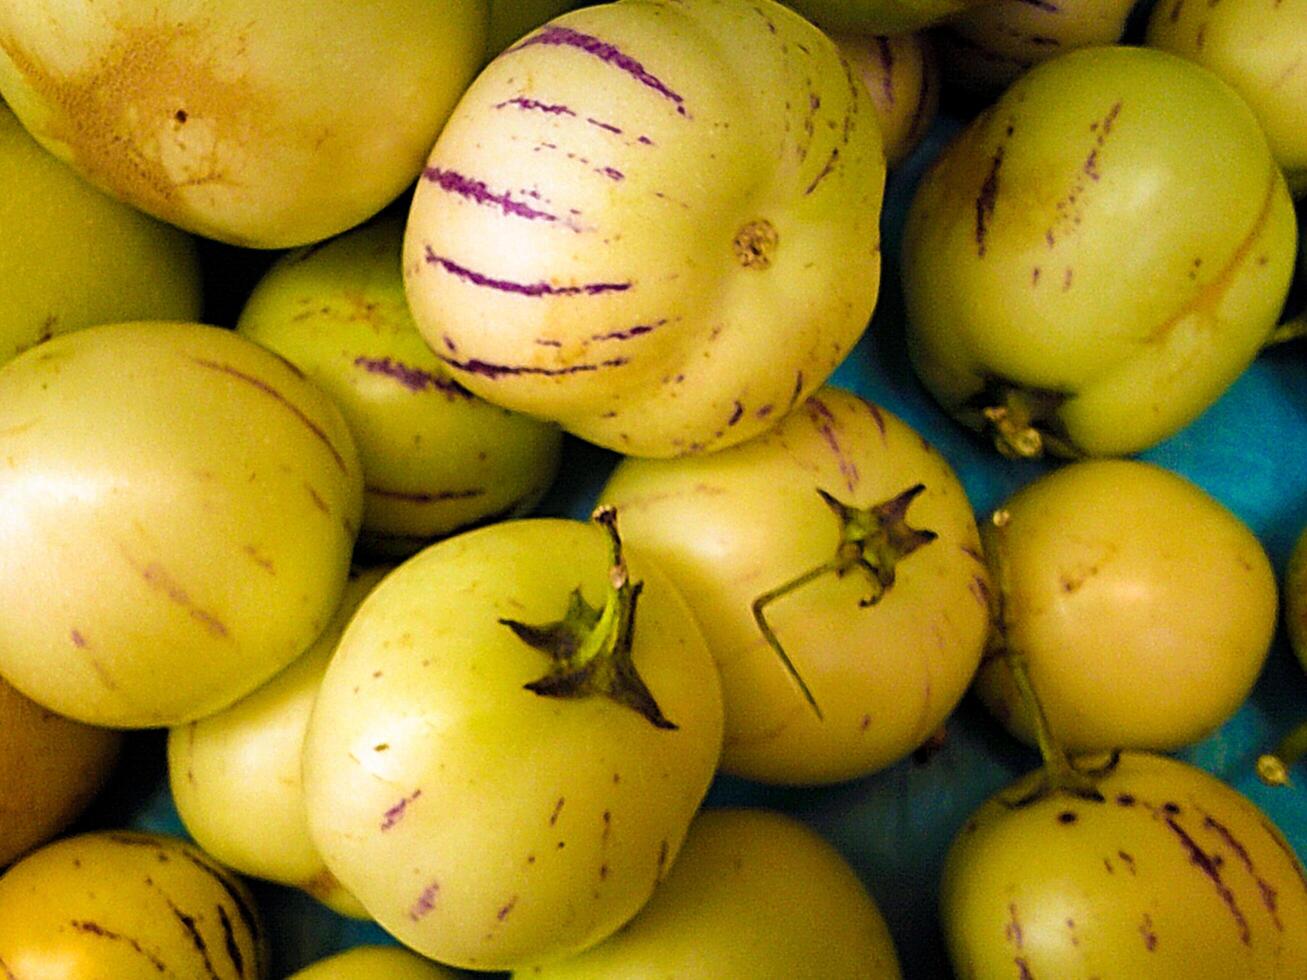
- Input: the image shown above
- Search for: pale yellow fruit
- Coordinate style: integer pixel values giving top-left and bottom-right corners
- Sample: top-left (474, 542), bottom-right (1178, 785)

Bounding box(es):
top-left (0, 98), bottom-right (199, 363)
top-left (943, 753), bottom-right (1307, 978)
top-left (977, 459), bottom-right (1277, 752)
top-left (0, 321), bottom-right (363, 728)
top-left (516, 808), bottom-right (901, 978)
top-left (237, 217), bottom-right (563, 557)
top-left (934, 0), bottom-right (1136, 94)
top-left (288, 946), bottom-right (461, 980)
top-left (836, 32), bottom-right (939, 166)
top-left (0, 1), bottom-right (487, 247)
top-left (0, 676), bottom-right (120, 868)
top-left (404, 0), bottom-right (885, 457)
top-left (0, 830), bottom-right (266, 978)
top-left (1149, 0), bottom-right (1307, 196)
top-left (168, 567), bottom-right (390, 919)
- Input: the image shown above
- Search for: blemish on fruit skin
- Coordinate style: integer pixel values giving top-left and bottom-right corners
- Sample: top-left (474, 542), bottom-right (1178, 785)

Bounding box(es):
top-left (497, 895), bottom-right (518, 921)
top-left (353, 355), bottom-right (472, 398)
top-left (974, 144), bottom-right (1004, 257)
top-left (1140, 912), bottom-right (1158, 951)
top-left (805, 396), bottom-right (859, 492)
top-left (509, 25), bottom-right (690, 118)
top-left (1117, 793), bottom-right (1136, 807)
top-left (1015, 957), bottom-right (1034, 980)
top-left (70, 629), bottom-right (87, 648)
top-left (495, 96), bottom-right (575, 117)
top-left (1163, 816), bottom-right (1251, 944)
top-left (1118, 850), bottom-right (1137, 875)
top-left (1057, 810), bottom-right (1078, 825)
top-left (381, 789), bottom-right (422, 831)
top-left (1199, 810), bottom-right (1282, 927)
top-left (423, 246), bottom-right (632, 299)
top-left (549, 797), bottom-right (566, 827)
top-left (409, 881), bottom-right (440, 921)
top-left (365, 485), bottom-right (484, 505)
top-left (1005, 902), bottom-right (1024, 948)
top-left (69, 920), bottom-right (170, 972)
top-left (592, 319), bottom-right (666, 342)
top-left (656, 839), bottom-right (670, 880)
top-left (441, 352), bottom-right (628, 380)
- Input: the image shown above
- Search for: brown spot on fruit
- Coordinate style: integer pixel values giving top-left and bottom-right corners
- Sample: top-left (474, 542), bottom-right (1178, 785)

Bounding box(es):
top-left (733, 219), bottom-right (779, 269)
top-left (0, 17), bottom-right (268, 237)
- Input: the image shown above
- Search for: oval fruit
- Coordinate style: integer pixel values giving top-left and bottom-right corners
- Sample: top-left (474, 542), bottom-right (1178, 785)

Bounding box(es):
top-left (517, 808), bottom-right (901, 978)
top-left (303, 515), bottom-right (723, 970)
top-left (0, 321), bottom-right (362, 727)
top-left (976, 459), bottom-right (1277, 753)
top-left (902, 45), bottom-right (1297, 458)
top-left (403, 0), bottom-right (885, 457)
top-left (0, 830), bottom-right (267, 979)
top-left (0, 1), bottom-right (487, 246)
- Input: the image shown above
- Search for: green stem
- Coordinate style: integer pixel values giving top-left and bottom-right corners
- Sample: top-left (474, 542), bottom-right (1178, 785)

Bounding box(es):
top-left (1257, 718), bottom-right (1307, 787)
top-left (751, 559), bottom-right (844, 722)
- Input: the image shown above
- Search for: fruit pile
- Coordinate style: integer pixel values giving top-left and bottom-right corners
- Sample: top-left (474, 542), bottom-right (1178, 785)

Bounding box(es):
top-left (0, 0), bottom-right (1303, 977)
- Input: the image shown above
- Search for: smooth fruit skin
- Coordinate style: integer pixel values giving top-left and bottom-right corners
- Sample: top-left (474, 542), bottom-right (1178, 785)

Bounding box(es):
top-left (934, 0), bottom-right (1136, 95)
top-left (836, 32), bottom-right (939, 167)
top-left (1148, 0), bottom-right (1307, 197)
top-left (237, 217), bottom-right (563, 557)
top-left (942, 753), bottom-right (1307, 979)
top-left (168, 568), bottom-right (390, 919)
top-left (303, 518), bottom-right (723, 971)
top-left (0, 100), bottom-right (200, 364)
top-left (0, 676), bottom-right (120, 868)
top-left (403, 0), bottom-right (885, 458)
top-left (0, 321), bottom-right (363, 728)
top-left (288, 945), bottom-right (460, 980)
top-left (782, 0), bottom-right (988, 34)
top-left (902, 45), bottom-right (1297, 457)
top-left (976, 459), bottom-right (1277, 753)
top-left (599, 388), bottom-right (992, 785)
top-left (516, 808), bottom-right (902, 978)
top-left (0, 1), bottom-right (487, 247)
top-left (0, 830), bottom-right (267, 979)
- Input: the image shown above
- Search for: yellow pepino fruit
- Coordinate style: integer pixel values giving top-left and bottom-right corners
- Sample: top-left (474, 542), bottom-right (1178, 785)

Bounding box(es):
top-left (902, 45), bottom-right (1297, 459)
top-left (942, 753), bottom-right (1307, 978)
top-left (0, 1), bottom-right (487, 247)
top-left (168, 567), bottom-right (391, 919)
top-left (403, 0), bottom-right (885, 458)
top-left (0, 830), bottom-right (267, 978)
top-left (516, 808), bottom-right (901, 978)
top-left (0, 321), bottom-right (363, 728)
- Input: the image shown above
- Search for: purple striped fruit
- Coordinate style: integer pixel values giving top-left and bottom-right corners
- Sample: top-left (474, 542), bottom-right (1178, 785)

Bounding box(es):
top-left (403, 0), bottom-right (885, 458)
top-left (942, 752), bottom-right (1307, 978)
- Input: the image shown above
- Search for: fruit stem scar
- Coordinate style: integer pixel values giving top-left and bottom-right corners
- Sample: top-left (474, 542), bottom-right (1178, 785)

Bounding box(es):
top-left (1257, 718), bottom-right (1307, 787)
top-left (499, 506), bottom-right (677, 730)
top-left (963, 377), bottom-right (1075, 460)
top-left (733, 219), bottom-right (779, 269)
top-left (750, 484), bottom-right (939, 721)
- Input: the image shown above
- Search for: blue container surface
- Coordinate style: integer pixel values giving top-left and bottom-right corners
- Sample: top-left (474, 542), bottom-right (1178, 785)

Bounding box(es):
top-left (105, 117), bottom-right (1307, 978)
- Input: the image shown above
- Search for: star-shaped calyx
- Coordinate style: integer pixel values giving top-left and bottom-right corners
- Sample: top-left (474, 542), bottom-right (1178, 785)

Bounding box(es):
top-left (751, 483), bottom-right (939, 721)
top-left (499, 506), bottom-right (676, 731)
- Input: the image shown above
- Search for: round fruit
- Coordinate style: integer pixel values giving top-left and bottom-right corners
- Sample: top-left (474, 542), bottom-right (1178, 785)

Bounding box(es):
top-left (516, 807), bottom-right (901, 978)
top-left (976, 459), bottom-right (1277, 753)
top-left (168, 567), bottom-right (390, 918)
top-left (0, 830), bottom-right (266, 978)
top-left (0, 98), bottom-right (200, 364)
top-left (1148, 0), bottom-right (1307, 197)
top-left (403, 0), bottom-right (885, 457)
top-left (303, 512), bottom-right (723, 970)
top-left (0, 675), bottom-right (120, 867)
top-left (236, 216), bottom-right (563, 557)
top-left (902, 45), bottom-right (1297, 458)
top-left (0, 321), bottom-right (363, 727)
top-left (942, 752), bottom-right (1307, 978)
top-left (0, 1), bottom-right (487, 247)
top-left (599, 387), bottom-right (991, 785)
